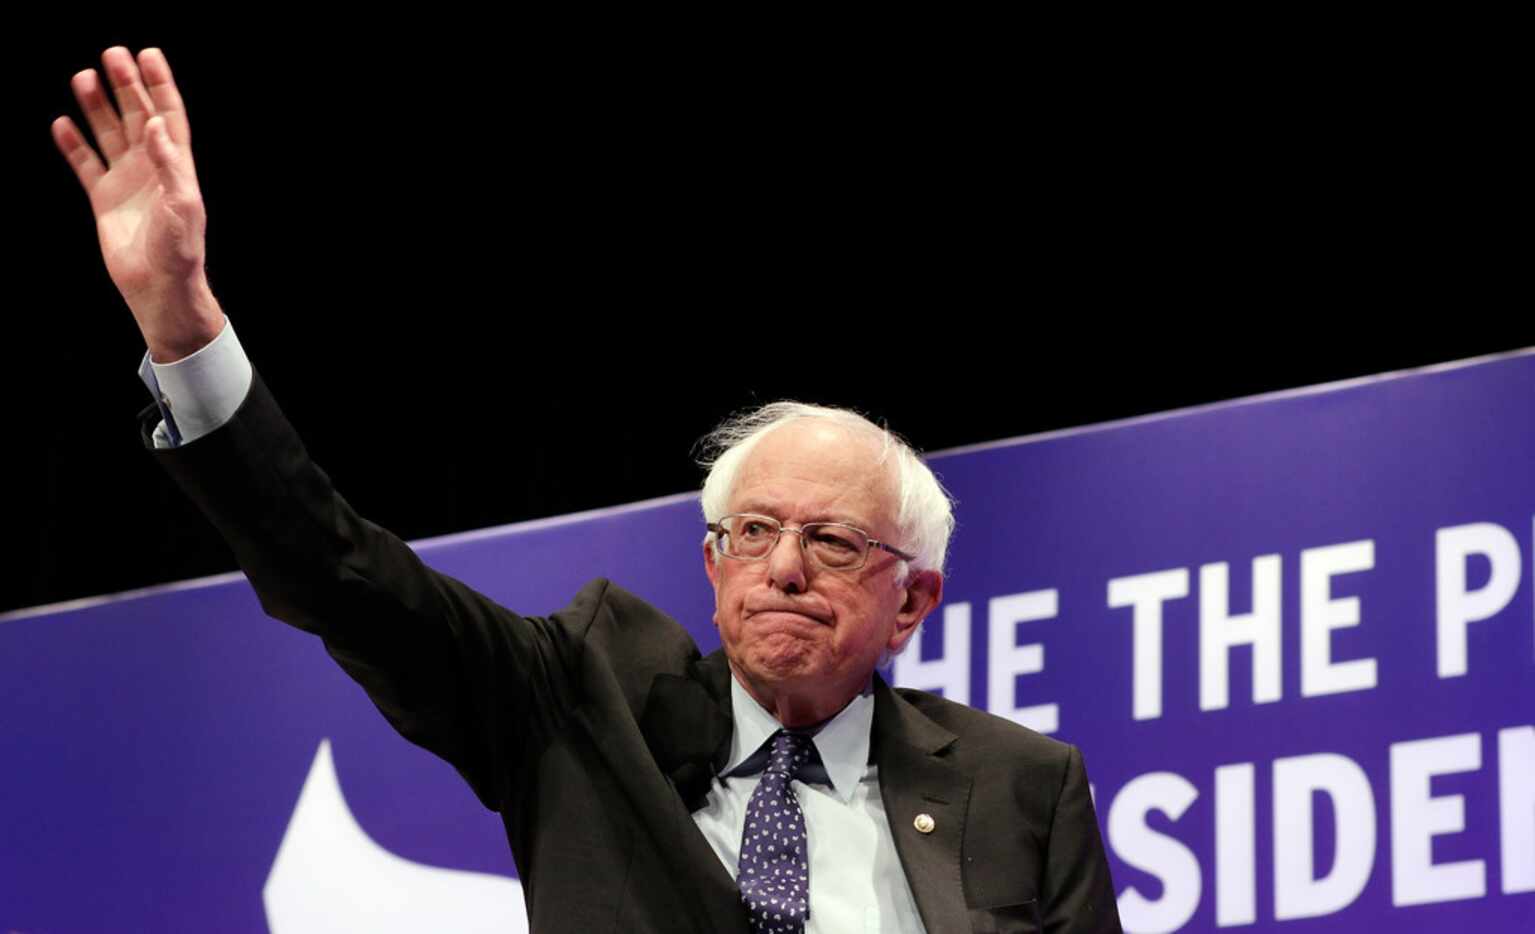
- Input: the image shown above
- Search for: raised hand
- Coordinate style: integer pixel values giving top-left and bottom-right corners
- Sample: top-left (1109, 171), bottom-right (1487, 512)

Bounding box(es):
top-left (52, 47), bottom-right (224, 362)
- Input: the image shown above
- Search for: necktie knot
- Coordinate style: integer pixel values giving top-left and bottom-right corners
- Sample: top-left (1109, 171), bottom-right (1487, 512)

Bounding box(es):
top-left (766, 730), bottom-right (816, 780)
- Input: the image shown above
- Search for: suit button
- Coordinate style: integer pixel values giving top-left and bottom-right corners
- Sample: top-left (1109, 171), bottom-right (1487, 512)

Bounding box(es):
top-left (914, 813), bottom-right (935, 834)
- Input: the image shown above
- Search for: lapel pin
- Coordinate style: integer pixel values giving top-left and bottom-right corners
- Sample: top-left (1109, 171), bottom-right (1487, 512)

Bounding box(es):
top-left (914, 813), bottom-right (935, 834)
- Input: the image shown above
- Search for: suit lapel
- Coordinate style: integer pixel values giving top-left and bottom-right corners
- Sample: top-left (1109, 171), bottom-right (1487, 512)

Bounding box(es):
top-left (639, 654), bottom-right (733, 811)
top-left (581, 650), bottom-right (746, 933)
top-left (872, 676), bottom-right (974, 934)
top-left (616, 652), bottom-right (978, 932)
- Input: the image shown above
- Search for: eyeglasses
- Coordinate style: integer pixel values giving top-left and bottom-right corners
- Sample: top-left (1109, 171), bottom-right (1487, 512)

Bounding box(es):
top-left (707, 513), bottom-right (915, 571)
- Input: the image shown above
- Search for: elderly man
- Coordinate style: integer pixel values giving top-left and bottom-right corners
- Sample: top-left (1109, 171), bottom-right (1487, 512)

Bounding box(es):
top-left (54, 47), bottom-right (1122, 933)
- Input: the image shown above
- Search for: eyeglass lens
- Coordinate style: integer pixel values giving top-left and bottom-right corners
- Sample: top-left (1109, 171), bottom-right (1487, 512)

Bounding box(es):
top-left (720, 515), bottom-right (868, 569)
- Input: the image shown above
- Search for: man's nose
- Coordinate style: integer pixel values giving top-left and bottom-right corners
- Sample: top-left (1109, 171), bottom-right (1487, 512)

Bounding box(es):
top-left (767, 528), bottom-right (809, 594)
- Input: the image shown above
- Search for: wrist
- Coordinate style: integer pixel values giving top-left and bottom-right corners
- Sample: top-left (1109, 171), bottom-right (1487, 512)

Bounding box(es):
top-left (133, 273), bottom-right (226, 363)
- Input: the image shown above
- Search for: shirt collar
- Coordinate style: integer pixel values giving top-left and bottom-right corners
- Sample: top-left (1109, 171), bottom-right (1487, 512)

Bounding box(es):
top-left (722, 675), bottom-right (872, 806)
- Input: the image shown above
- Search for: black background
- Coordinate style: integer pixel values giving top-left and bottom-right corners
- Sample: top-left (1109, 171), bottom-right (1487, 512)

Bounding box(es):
top-left (6, 20), bottom-right (1527, 613)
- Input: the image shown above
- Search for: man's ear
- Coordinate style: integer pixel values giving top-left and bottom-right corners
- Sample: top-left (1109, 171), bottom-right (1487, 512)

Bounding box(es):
top-left (704, 539), bottom-right (721, 589)
top-left (889, 570), bottom-right (943, 653)
top-left (703, 541), bottom-right (724, 629)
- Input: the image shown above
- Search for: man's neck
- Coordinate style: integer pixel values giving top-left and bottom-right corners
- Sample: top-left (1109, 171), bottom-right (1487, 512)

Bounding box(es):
top-left (728, 665), bottom-right (871, 729)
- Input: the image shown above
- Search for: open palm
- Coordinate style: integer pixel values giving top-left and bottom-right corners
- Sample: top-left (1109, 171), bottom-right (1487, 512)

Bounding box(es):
top-left (52, 46), bottom-right (221, 360)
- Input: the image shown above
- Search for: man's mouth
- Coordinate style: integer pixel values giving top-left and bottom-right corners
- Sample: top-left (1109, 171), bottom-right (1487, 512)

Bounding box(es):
top-left (746, 607), bottom-right (831, 627)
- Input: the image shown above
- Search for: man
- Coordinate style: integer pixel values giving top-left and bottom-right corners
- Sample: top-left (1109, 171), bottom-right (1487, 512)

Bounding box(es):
top-left (54, 47), bottom-right (1122, 932)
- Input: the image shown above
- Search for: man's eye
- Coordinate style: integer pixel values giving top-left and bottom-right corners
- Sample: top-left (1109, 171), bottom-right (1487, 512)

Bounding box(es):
top-left (739, 520), bottom-right (774, 538)
top-left (811, 530), bottom-right (859, 552)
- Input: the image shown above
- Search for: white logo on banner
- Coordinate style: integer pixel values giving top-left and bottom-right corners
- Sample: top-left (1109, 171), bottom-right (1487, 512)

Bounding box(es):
top-left (264, 739), bottom-right (528, 933)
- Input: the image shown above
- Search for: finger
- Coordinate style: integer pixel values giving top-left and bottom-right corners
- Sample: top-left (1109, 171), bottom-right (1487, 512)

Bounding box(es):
top-left (51, 115), bottom-right (107, 193)
top-left (144, 115), bottom-right (202, 204)
top-left (144, 116), bottom-right (183, 183)
top-left (102, 46), bottom-right (157, 147)
top-left (70, 68), bottom-right (127, 163)
top-left (137, 48), bottom-right (191, 145)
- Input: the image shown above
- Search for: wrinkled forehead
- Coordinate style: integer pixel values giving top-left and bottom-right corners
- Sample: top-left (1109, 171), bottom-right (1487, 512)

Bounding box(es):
top-left (730, 419), bottom-right (899, 525)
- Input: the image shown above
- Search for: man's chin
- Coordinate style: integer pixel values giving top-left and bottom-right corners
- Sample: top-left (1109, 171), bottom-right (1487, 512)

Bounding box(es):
top-left (739, 637), bottom-right (823, 684)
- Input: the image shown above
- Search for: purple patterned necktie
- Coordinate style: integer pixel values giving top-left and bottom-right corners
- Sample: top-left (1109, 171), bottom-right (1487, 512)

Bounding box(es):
top-left (737, 730), bottom-right (816, 933)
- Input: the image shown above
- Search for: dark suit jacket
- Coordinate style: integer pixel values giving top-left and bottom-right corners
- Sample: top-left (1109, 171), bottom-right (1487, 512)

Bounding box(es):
top-left (145, 371), bottom-right (1121, 933)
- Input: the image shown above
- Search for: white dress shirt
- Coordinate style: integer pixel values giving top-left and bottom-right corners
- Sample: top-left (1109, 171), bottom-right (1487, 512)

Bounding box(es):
top-left (692, 678), bottom-right (928, 934)
top-left (137, 318), bottom-right (251, 449)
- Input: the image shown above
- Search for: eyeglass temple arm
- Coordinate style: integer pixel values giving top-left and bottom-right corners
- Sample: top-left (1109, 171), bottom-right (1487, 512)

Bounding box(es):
top-left (871, 540), bottom-right (916, 562)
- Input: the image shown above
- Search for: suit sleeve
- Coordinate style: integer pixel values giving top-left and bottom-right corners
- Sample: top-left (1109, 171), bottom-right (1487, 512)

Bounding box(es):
top-left (1040, 745), bottom-right (1123, 934)
top-left (144, 368), bottom-right (592, 813)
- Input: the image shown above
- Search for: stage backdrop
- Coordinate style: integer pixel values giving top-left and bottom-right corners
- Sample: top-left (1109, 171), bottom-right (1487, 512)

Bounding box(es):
top-left (3, 352), bottom-right (1532, 933)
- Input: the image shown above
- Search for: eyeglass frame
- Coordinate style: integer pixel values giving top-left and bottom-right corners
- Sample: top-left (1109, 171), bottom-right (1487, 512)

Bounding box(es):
top-left (706, 512), bottom-right (916, 571)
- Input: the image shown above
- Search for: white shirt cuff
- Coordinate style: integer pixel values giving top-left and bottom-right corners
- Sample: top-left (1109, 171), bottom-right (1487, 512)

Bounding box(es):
top-left (137, 319), bottom-right (253, 449)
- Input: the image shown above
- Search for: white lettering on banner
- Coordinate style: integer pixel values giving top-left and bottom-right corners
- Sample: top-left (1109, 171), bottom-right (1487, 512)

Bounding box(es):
top-left (1214, 763), bottom-right (1256, 927)
top-left (1200, 556), bottom-right (1283, 711)
top-left (1391, 733), bottom-right (1486, 905)
top-left (1435, 522), bottom-right (1521, 678)
top-left (945, 522), bottom-right (1532, 727)
top-left (1103, 730), bottom-right (1533, 930)
top-left (1272, 753), bottom-right (1376, 920)
top-left (1300, 540), bottom-right (1378, 697)
top-left (1108, 772), bottom-right (1202, 934)
top-left (1107, 568), bottom-right (1190, 721)
top-left (1500, 726), bottom-right (1535, 894)
top-left (892, 601), bottom-right (971, 705)
top-left (986, 589), bottom-right (1059, 734)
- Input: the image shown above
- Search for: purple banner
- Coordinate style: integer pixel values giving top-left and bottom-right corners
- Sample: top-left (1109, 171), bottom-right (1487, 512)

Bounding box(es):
top-left (3, 353), bottom-right (1532, 932)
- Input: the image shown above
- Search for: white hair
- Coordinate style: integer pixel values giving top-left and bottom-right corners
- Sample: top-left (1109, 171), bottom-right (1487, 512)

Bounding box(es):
top-left (697, 401), bottom-right (956, 578)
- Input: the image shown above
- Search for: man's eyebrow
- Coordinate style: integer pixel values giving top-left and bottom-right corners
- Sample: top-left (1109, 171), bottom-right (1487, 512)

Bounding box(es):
top-left (733, 502), bottom-right (874, 529)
